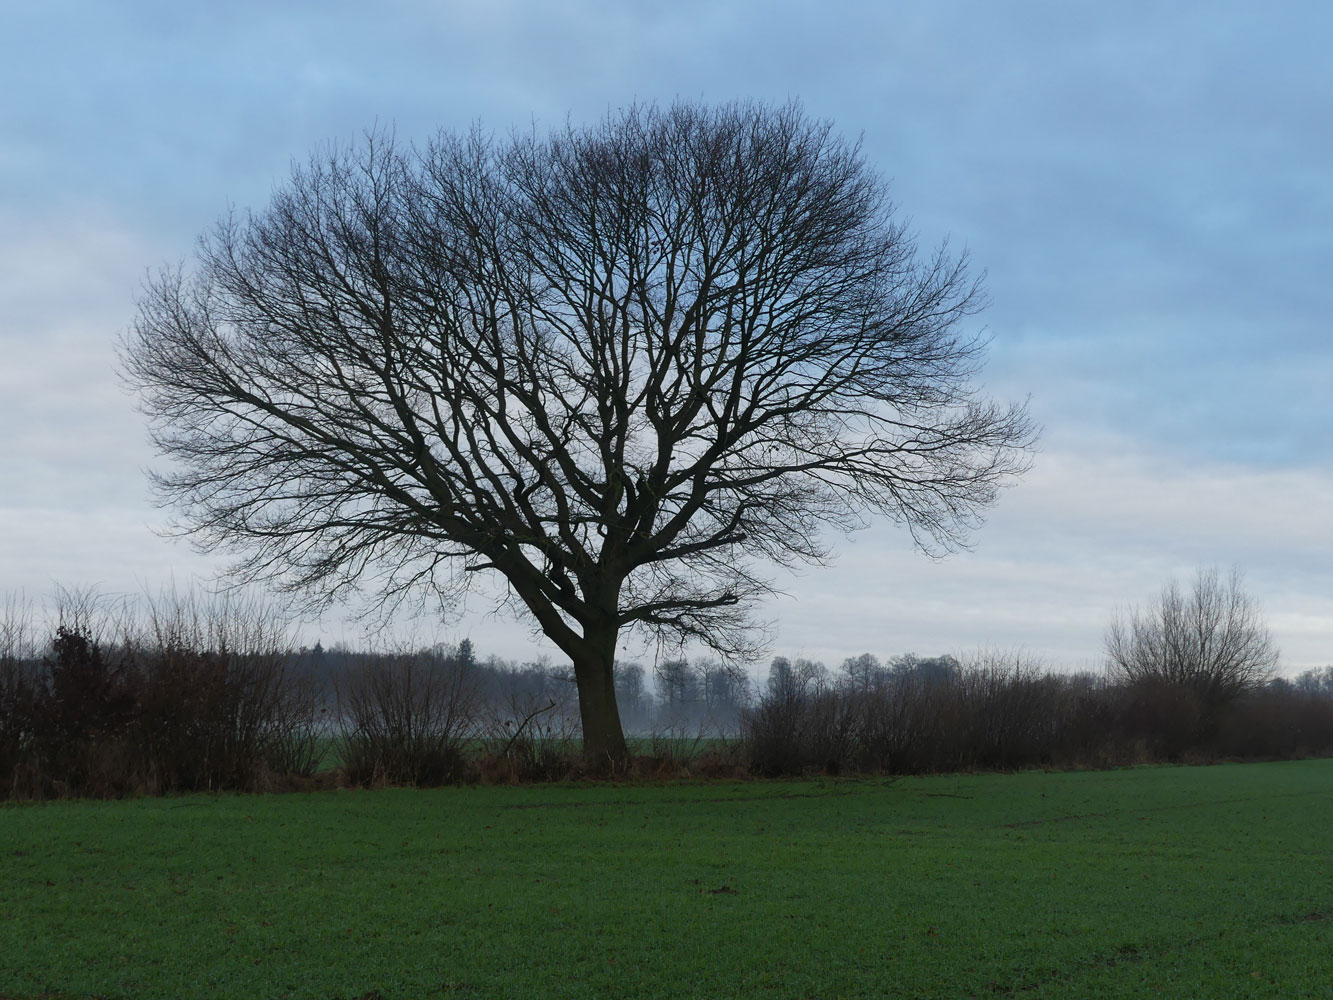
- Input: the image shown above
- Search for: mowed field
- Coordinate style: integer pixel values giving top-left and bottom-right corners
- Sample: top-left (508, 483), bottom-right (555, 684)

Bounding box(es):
top-left (3, 761), bottom-right (1332, 999)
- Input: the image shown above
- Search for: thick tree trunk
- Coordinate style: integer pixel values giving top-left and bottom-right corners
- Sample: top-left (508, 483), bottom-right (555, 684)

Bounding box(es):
top-left (571, 625), bottom-right (629, 771)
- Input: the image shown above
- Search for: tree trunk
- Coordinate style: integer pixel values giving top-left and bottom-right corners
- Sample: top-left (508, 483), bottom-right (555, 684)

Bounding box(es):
top-left (571, 625), bottom-right (629, 771)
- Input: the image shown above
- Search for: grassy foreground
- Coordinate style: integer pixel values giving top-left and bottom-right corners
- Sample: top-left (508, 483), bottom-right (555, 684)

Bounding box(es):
top-left (2, 762), bottom-right (1332, 999)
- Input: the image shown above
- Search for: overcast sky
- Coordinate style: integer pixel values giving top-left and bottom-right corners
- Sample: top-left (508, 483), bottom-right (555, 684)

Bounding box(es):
top-left (2, 1), bottom-right (1330, 672)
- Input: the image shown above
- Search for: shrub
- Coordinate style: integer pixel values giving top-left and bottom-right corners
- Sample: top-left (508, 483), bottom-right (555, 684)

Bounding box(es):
top-left (127, 590), bottom-right (322, 792)
top-left (7, 580), bottom-right (1333, 794)
top-left (478, 690), bottom-right (581, 783)
top-left (338, 649), bottom-right (479, 786)
top-left (0, 588), bottom-right (322, 798)
top-left (746, 651), bottom-right (1204, 777)
top-left (36, 625), bottom-right (140, 796)
top-left (1119, 677), bottom-right (1204, 761)
top-left (0, 598), bottom-right (40, 796)
top-left (1211, 685), bottom-right (1333, 760)
top-left (742, 683), bottom-right (812, 777)
top-left (955, 653), bottom-right (1067, 770)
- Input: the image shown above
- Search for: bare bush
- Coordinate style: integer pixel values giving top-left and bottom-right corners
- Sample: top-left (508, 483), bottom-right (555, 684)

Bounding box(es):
top-left (1053, 673), bottom-right (1123, 767)
top-left (0, 587), bottom-right (321, 798)
top-left (35, 588), bottom-right (141, 796)
top-left (1211, 683), bottom-right (1333, 760)
top-left (854, 667), bottom-right (949, 773)
top-left (749, 649), bottom-right (1110, 776)
top-left (743, 657), bottom-right (827, 775)
top-left (477, 688), bottom-right (581, 783)
top-left (129, 590), bottom-right (321, 791)
top-left (955, 650), bottom-right (1066, 770)
top-left (744, 655), bottom-right (861, 776)
top-left (741, 687), bottom-right (811, 777)
top-left (338, 648), bottom-right (479, 786)
top-left (631, 720), bottom-right (745, 780)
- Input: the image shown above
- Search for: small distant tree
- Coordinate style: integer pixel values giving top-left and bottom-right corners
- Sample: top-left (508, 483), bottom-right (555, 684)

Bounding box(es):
top-left (654, 658), bottom-right (701, 708)
top-left (766, 657), bottom-right (797, 702)
top-left (840, 653), bottom-right (884, 694)
top-left (766, 656), bottom-right (827, 702)
top-left (887, 653), bottom-right (958, 685)
top-left (455, 638), bottom-right (475, 671)
top-left (700, 659), bottom-right (749, 713)
top-left (613, 661), bottom-right (649, 723)
top-left (915, 654), bottom-right (961, 685)
top-left (1106, 567), bottom-right (1278, 710)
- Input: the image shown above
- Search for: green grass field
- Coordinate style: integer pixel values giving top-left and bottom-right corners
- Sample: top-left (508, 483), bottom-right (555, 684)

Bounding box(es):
top-left (3, 760), bottom-right (1332, 999)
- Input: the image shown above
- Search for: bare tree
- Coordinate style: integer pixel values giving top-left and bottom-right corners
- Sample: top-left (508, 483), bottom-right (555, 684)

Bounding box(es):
top-left (700, 658), bottom-right (749, 713)
top-left (1106, 567), bottom-right (1278, 709)
top-left (766, 656), bottom-right (829, 703)
top-left (839, 652), bottom-right (885, 695)
top-left (122, 100), bottom-right (1034, 765)
top-left (654, 657), bottom-right (700, 708)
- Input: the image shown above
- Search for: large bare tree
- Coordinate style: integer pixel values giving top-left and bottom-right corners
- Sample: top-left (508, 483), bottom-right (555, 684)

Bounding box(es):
top-left (123, 101), bottom-right (1034, 765)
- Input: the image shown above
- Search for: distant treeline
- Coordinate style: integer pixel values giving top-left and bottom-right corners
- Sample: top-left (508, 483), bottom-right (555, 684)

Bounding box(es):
top-left (2, 591), bottom-right (1332, 798)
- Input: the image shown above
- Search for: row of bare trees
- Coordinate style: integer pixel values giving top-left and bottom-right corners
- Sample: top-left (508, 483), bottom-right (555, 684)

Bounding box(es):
top-left (742, 651), bottom-right (1333, 776)
top-left (1, 567), bottom-right (1324, 796)
top-left (741, 569), bottom-right (1318, 774)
